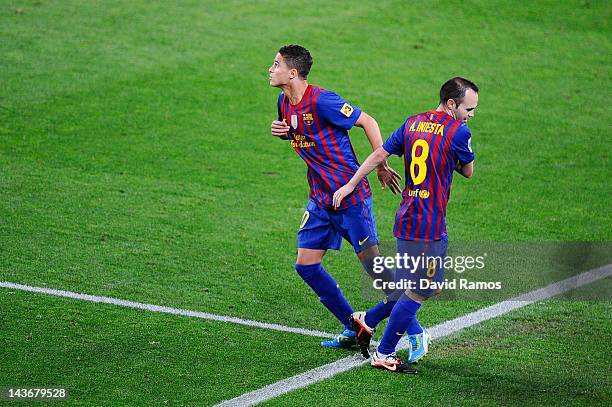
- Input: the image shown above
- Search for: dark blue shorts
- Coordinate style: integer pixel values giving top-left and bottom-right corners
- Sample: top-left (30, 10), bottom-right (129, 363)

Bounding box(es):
top-left (396, 236), bottom-right (449, 298)
top-left (297, 198), bottom-right (379, 253)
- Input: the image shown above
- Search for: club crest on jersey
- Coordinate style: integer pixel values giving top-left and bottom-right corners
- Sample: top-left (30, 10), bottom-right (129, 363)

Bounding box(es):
top-left (340, 103), bottom-right (354, 117)
top-left (291, 114), bottom-right (298, 129)
top-left (302, 113), bottom-right (314, 125)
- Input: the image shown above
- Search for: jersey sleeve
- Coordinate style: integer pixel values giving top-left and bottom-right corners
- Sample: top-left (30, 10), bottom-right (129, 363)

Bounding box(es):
top-left (276, 92), bottom-right (289, 140)
top-left (316, 91), bottom-right (362, 130)
top-left (450, 124), bottom-right (475, 164)
top-left (277, 92), bottom-right (284, 121)
top-left (382, 120), bottom-right (408, 157)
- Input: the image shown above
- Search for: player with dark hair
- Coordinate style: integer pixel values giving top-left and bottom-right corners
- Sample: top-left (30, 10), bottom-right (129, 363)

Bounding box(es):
top-left (333, 77), bottom-right (478, 372)
top-left (268, 44), bottom-right (401, 348)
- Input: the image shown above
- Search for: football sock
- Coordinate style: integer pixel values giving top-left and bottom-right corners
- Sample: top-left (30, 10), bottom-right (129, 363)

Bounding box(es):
top-left (364, 298), bottom-right (396, 328)
top-left (295, 263), bottom-right (353, 330)
top-left (377, 295), bottom-right (422, 355)
top-left (360, 257), bottom-right (397, 296)
top-left (360, 255), bottom-right (404, 328)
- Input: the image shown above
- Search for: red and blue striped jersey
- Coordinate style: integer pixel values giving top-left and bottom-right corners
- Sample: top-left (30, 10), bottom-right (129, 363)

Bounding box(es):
top-left (277, 85), bottom-right (371, 210)
top-left (382, 111), bottom-right (474, 241)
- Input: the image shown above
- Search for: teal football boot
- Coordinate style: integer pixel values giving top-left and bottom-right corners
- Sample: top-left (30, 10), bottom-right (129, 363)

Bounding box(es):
top-left (320, 328), bottom-right (357, 348)
top-left (407, 328), bottom-right (431, 363)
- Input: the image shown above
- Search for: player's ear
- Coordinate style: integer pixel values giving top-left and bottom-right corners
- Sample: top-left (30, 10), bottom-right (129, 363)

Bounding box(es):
top-left (447, 99), bottom-right (457, 110)
top-left (289, 68), bottom-right (299, 80)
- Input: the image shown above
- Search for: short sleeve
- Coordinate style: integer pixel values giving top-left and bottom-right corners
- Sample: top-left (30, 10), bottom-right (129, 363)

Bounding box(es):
top-left (450, 124), bottom-right (475, 164)
top-left (277, 92), bottom-right (284, 121)
top-left (382, 120), bottom-right (408, 157)
top-left (316, 91), bottom-right (362, 130)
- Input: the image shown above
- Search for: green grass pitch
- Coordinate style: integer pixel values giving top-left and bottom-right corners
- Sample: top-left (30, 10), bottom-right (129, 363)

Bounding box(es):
top-left (1, 0), bottom-right (610, 405)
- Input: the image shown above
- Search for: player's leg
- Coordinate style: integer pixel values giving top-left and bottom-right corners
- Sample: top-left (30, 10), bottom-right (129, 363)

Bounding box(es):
top-left (295, 247), bottom-right (354, 329)
top-left (339, 198), bottom-right (397, 298)
top-left (332, 197), bottom-right (397, 356)
top-left (330, 197), bottom-right (392, 292)
top-left (401, 237), bottom-right (447, 362)
top-left (356, 245), bottom-right (398, 297)
top-left (378, 294), bottom-right (424, 351)
top-left (374, 237), bottom-right (448, 370)
top-left (347, 245), bottom-right (400, 357)
top-left (356, 245), bottom-right (401, 322)
top-left (295, 248), bottom-right (357, 348)
top-left (371, 289), bottom-right (428, 372)
top-left (296, 201), bottom-right (356, 348)
top-left (368, 242), bottom-right (424, 373)
top-left (372, 239), bottom-right (425, 353)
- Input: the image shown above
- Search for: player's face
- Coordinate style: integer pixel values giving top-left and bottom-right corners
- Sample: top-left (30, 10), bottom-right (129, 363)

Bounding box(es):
top-left (452, 89), bottom-right (479, 123)
top-left (268, 53), bottom-right (292, 87)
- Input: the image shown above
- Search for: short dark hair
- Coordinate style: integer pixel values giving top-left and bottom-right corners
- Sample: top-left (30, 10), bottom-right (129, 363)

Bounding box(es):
top-left (278, 44), bottom-right (313, 80)
top-left (439, 77), bottom-right (479, 105)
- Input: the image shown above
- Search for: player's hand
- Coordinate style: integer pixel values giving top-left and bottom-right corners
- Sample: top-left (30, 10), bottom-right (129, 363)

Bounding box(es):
top-left (271, 119), bottom-right (290, 139)
top-left (333, 184), bottom-right (355, 209)
top-left (376, 161), bottom-right (402, 194)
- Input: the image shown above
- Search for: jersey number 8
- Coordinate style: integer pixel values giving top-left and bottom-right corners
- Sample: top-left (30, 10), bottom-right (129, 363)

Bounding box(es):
top-left (410, 139), bottom-right (429, 185)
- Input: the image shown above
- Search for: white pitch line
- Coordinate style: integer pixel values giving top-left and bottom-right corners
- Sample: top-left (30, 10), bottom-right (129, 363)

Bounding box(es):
top-left (215, 263), bottom-right (612, 407)
top-left (0, 282), bottom-right (335, 339)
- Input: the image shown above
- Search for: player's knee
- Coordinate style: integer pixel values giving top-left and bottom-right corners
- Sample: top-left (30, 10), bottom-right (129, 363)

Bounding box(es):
top-left (415, 287), bottom-right (442, 300)
top-left (356, 245), bottom-right (379, 261)
top-left (296, 250), bottom-right (325, 265)
top-left (406, 289), bottom-right (432, 303)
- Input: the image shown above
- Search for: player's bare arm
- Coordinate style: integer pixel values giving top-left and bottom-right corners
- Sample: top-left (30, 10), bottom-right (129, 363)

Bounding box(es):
top-left (454, 160), bottom-right (474, 178)
top-left (333, 146), bottom-right (390, 209)
top-left (354, 112), bottom-right (402, 194)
